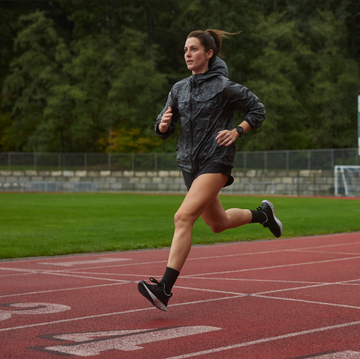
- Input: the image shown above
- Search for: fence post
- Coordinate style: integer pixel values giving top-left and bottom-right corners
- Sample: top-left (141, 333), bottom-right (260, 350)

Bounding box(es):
top-left (286, 151), bottom-right (289, 171)
top-left (264, 151), bottom-right (267, 171)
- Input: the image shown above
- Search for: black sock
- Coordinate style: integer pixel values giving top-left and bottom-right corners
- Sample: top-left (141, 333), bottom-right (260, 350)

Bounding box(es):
top-left (160, 267), bottom-right (179, 294)
top-left (250, 209), bottom-right (266, 224)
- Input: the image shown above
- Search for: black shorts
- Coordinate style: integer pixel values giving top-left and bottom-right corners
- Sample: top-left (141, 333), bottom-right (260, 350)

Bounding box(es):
top-left (182, 161), bottom-right (234, 191)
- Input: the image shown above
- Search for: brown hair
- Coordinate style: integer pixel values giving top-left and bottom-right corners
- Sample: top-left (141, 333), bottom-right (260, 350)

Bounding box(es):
top-left (187, 29), bottom-right (240, 58)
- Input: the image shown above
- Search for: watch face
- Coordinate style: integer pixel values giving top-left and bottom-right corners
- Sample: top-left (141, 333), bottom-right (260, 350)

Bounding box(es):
top-left (237, 126), bottom-right (243, 135)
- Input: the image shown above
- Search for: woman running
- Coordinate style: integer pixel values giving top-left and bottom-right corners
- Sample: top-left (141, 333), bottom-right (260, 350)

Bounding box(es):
top-left (138, 29), bottom-right (283, 311)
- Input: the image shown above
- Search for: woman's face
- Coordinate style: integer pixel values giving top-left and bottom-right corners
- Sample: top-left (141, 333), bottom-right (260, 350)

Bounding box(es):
top-left (184, 37), bottom-right (213, 75)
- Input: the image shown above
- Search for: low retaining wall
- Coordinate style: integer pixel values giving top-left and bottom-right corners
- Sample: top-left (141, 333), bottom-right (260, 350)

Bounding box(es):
top-left (0, 169), bottom-right (335, 196)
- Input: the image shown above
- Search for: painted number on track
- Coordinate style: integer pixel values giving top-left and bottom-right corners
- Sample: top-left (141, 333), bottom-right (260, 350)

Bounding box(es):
top-left (0, 302), bottom-right (71, 321)
top-left (29, 326), bottom-right (222, 356)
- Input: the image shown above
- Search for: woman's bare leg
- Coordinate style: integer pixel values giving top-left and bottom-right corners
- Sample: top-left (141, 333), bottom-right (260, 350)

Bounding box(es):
top-left (167, 173), bottom-right (228, 271)
top-left (201, 195), bottom-right (252, 233)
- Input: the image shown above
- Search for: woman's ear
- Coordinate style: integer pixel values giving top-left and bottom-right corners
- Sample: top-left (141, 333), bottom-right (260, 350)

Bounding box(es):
top-left (207, 49), bottom-right (214, 60)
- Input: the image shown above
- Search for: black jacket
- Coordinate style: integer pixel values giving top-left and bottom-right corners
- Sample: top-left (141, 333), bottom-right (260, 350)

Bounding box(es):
top-left (155, 56), bottom-right (265, 173)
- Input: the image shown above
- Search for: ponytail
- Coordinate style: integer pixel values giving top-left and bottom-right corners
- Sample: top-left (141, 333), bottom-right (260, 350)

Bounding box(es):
top-left (187, 29), bottom-right (240, 58)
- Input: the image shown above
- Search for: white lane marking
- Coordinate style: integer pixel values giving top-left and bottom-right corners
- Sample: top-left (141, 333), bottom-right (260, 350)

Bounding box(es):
top-left (0, 272), bottom-right (34, 278)
top-left (291, 249), bottom-right (360, 255)
top-left (0, 282), bottom-right (126, 299)
top-left (253, 294), bottom-right (360, 310)
top-left (0, 238), bottom-right (356, 279)
top-left (185, 255), bottom-right (360, 277)
top-left (32, 326), bottom-right (221, 356)
top-left (21, 240), bottom-right (359, 274)
top-left (49, 270), bottom-right (158, 277)
top-left (0, 266), bottom-right (130, 283)
top-left (185, 276), bottom-right (323, 284)
top-left (175, 286), bottom-right (247, 296)
top-left (183, 277), bottom-right (360, 290)
top-left (0, 295), bottom-right (242, 333)
top-left (314, 351), bottom-right (360, 358)
top-left (38, 258), bottom-right (131, 267)
top-left (254, 279), bottom-right (360, 296)
top-left (0, 258), bottom-right (358, 303)
top-left (164, 322), bottom-right (360, 359)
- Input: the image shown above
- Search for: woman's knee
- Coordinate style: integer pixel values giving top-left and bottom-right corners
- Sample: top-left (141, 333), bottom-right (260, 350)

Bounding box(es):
top-left (174, 209), bottom-right (196, 228)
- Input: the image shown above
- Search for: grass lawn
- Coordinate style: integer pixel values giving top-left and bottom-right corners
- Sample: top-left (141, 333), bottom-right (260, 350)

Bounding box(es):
top-left (0, 193), bottom-right (359, 259)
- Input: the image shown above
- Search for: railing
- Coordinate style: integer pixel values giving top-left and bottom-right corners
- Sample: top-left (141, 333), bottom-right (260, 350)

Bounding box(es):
top-left (0, 148), bottom-right (359, 172)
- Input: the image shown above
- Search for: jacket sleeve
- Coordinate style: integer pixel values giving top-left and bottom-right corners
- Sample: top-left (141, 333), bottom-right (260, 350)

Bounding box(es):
top-left (226, 81), bottom-right (265, 130)
top-left (154, 88), bottom-right (180, 140)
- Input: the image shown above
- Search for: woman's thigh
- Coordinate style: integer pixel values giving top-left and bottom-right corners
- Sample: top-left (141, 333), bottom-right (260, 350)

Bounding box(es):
top-left (176, 173), bottom-right (228, 223)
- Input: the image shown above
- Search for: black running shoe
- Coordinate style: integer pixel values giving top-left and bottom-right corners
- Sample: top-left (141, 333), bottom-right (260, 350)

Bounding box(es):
top-left (138, 278), bottom-right (172, 312)
top-left (258, 200), bottom-right (283, 238)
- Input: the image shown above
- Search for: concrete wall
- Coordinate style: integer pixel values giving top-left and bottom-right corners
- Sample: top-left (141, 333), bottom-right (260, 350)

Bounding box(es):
top-left (0, 169), bottom-right (335, 196)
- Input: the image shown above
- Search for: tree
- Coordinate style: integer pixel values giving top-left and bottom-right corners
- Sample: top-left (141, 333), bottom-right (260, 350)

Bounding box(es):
top-left (1, 1), bottom-right (359, 153)
top-left (242, 10), bottom-right (360, 151)
top-left (2, 9), bottom-right (167, 152)
top-left (2, 10), bottom-right (66, 151)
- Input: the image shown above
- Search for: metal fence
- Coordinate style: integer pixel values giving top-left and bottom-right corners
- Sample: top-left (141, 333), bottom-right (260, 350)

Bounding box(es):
top-left (0, 148), bottom-right (359, 172)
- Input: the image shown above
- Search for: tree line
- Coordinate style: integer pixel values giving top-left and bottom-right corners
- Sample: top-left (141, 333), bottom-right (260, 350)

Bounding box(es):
top-left (0, 0), bottom-right (359, 153)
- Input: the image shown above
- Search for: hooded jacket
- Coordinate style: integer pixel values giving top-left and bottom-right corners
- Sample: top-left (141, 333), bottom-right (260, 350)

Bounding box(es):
top-left (155, 56), bottom-right (265, 173)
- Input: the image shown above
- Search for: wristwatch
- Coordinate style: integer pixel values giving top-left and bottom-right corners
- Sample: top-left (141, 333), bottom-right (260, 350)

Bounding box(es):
top-left (236, 126), bottom-right (244, 137)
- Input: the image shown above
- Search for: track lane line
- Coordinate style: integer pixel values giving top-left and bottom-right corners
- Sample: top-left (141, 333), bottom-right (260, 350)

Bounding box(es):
top-left (0, 267), bottom-right (131, 283)
top-left (15, 239), bottom-right (358, 274)
top-left (164, 320), bottom-right (360, 359)
top-left (253, 294), bottom-right (360, 310)
top-left (0, 294), bottom-right (243, 333)
top-left (0, 282), bottom-right (128, 299)
top-left (184, 255), bottom-right (360, 278)
top-left (183, 277), bottom-right (323, 284)
top-left (254, 279), bottom-right (360, 296)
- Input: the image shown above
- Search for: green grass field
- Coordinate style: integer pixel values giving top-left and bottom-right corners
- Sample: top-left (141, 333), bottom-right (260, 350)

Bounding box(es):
top-left (0, 193), bottom-right (359, 260)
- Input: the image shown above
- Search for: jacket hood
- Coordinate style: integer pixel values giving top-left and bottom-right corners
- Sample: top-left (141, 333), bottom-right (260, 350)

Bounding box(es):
top-left (209, 56), bottom-right (229, 77)
top-left (190, 56), bottom-right (228, 86)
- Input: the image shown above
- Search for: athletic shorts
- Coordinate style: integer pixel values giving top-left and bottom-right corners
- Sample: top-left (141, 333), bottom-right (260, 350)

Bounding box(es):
top-left (182, 161), bottom-right (234, 191)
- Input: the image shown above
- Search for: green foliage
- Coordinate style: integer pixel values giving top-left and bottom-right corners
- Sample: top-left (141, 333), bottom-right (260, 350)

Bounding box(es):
top-left (0, 0), bottom-right (359, 153)
top-left (0, 110), bottom-right (15, 151)
top-left (2, 9), bottom-right (167, 152)
top-left (2, 10), bottom-right (64, 151)
top-left (243, 10), bottom-right (360, 151)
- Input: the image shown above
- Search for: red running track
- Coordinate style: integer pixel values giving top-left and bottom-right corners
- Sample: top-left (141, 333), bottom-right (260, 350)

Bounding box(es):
top-left (1, 232), bottom-right (360, 359)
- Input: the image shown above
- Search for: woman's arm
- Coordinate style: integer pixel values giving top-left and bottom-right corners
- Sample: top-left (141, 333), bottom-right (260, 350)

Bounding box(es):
top-left (227, 81), bottom-right (266, 130)
top-left (216, 81), bottom-right (265, 146)
top-left (216, 121), bottom-right (251, 146)
top-left (154, 90), bottom-right (179, 140)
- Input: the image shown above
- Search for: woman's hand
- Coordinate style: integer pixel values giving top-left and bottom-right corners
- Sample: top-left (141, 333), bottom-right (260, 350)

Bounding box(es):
top-left (159, 106), bottom-right (172, 133)
top-left (216, 129), bottom-right (239, 146)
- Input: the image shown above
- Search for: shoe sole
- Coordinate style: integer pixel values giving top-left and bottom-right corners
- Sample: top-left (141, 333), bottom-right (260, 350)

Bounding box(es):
top-left (138, 281), bottom-right (168, 312)
top-left (262, 200), bottom-right (283, 238)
